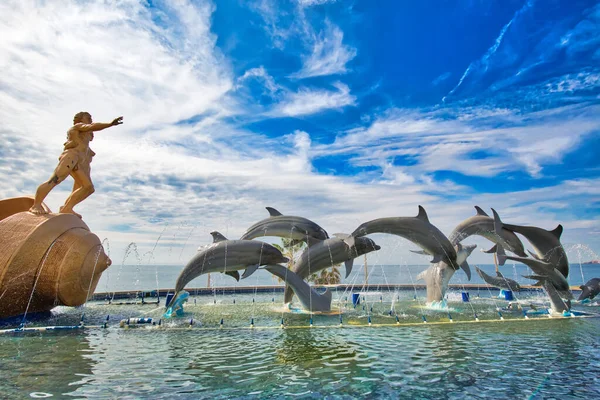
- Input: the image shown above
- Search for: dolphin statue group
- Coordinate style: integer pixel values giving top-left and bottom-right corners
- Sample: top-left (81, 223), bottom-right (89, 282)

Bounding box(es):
top-left (449, 206), bottom-right (527, 257)
top-left (282, 234), bottom-right (381, 304)
top-left (167, 231), bottom-right (289, 309)
top-left (417, 243), bottom-right (477, 303)
top-left (264, 264), bottom-right (333, 312)
top-left (578, 278), bottom-right (600, 301)
top-left (475, 266), bottom-right (521, 292)
top-left (492, 209), bottom-right (568, 277)
top-left (240, 207), bottom-right (329, 246)
top-left (351, 206), bottom-right (464, 272)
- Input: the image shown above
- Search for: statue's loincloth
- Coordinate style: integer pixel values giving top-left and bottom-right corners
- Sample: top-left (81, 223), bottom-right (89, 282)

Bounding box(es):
top-left (56, 147), bottom-right (95, 173)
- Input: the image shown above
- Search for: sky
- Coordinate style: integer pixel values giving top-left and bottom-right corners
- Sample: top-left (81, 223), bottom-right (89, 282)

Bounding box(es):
top-left (0, 0), bottom-right (599, 269)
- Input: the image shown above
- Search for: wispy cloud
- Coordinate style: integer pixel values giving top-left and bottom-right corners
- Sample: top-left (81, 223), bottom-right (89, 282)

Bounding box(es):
top-left (326, 103), bottom-right (599, 178)
top-left (291, 21), bottom-right (357, 79)
top-left (269, 82), bottom-right (356, 117)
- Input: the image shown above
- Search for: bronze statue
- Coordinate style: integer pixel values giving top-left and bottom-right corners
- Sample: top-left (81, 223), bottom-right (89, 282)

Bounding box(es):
top-left (29, 112), bottom-right (123, 218)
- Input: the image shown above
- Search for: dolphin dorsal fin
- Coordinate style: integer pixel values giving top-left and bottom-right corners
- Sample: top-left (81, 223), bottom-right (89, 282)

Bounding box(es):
top-left (210, 231), bottom-right (228, 243)
top-left (416, 205), bottom-right (429, 223)
top-left (474, 206), bottom-right (489, 217)
top-left (491, 208), bottom-right (504, 235)
top-left (266, 207), bottom-right (282, 217)
top-left (550, 224), bottom-right (563, 239)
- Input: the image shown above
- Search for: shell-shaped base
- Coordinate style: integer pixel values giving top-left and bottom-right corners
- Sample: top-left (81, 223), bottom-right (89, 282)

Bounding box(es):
top-left (0, 197), bottom-right (111, 319)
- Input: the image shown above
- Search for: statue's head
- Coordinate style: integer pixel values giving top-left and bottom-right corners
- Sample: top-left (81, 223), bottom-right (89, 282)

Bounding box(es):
top-left (73, 111), bottom-right (92, 124)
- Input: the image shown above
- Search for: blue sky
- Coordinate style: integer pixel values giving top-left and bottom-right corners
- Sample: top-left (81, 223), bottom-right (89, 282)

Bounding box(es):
top-left (0, 0), bottom-right (599, 268)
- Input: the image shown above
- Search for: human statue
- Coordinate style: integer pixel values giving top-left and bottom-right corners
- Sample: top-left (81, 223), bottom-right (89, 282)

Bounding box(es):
top-left (29, 112), bottom-right (123, 218)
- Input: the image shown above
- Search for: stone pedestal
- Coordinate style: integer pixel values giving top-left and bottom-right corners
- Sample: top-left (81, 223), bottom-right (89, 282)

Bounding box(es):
top-left (0, 197), bottom-right (111, 319)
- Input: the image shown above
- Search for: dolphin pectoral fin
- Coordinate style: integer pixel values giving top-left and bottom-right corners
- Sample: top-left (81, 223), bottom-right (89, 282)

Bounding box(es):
top-left (460, 260), bottom-right (472, 281)
top-left (550, 224), bottom-right (563, 239)
top-left (225, 271), bottom-right (240, 281)
top-left (430, 254), bottom-right (443, 263)
top-left (344, 259), bottom-right (354, 278)
top-left (474, 206), bottom-right (489, 217)
top-left (410, 250), bottom-right (429, 255)
top-left (416, 205), bottom-right (430, 223)
top-left (266, 207), bottom-right (283, 217)
top-left (482, 244), bottom-right (497, 254)
top-left (242, 264), bottom-right (259, 279)
top-left (210, 231), bottom-right (228, 243)
top-left (496, 244), bottom-right (507, 266)
top-left (522, 275), bottom-right (545, 286)
top-left (527, 250), bottom-right (542, 260)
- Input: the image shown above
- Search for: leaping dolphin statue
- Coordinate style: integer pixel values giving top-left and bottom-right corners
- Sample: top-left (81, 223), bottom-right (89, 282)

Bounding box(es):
top-left (492, 209), bottom-right (569, 277)
top-left (166, 231), bottom-right (289, 309)
top-left (578, 277), bottom-right (600, 301)
top-left (448, 206), bottom-right (527, 257)
top-left (496, 245), bottom-right (573, 300)
top-left (417, 243), bottom-right (477, 303)
top-left (264, 264), bottom-right (333, 312)
top-left (475, 266), bottom-right (521, 292)
top-left (282, 234), bottom-right (381, 304)
top-left (240, 207), bottom-right (329, 246)
top-left (351, 206), bottom-right (463, 272)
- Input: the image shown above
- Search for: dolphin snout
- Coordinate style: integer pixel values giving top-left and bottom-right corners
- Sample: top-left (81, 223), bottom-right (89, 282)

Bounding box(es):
top-left (374, 244), bottom-right (381, 250)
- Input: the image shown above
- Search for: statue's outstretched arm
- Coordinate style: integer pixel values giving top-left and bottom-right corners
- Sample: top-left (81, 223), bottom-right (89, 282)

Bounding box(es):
top-left (76, 116), bottom-right (123, 132)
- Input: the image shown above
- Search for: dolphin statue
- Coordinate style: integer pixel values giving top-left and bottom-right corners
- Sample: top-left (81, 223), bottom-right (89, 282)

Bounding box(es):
top-left (263, 264), bottom-right (333, 312)
top-left (166, 231), bottom-right (289, 309)
top-left (240, 207), bottom-right (329, 246)
top-left (578, 277), bottom-right (600, 301)
top-left (417, 243), bottom-right (477, 303)
top-left (351, 206), bottom-right (463, 272)
top-left (475, 266), bottom-right (521, 292)
top-left (496, 245), bottom-right (573, 300)
top-left (448, 206), bottom-right (527, 257)
top-left (282, 234), bottom-right (381, 304)
top-left (491, 209), bottom-right (568, 277)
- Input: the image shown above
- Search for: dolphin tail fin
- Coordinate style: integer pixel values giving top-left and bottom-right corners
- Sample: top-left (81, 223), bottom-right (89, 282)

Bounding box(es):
top-left (225, 271), bottom-right (240, 281)
top-left (460, 260), bottom-right (472, 281)
top-left (344, 259), bottom-right (354, 278)
top-left (482, 244), bottom-right (497, 254)
top-left (410, 250), bottom-right (429, 256)
top-left (496, 244), bottom-right (507, 266)
top-left (242, 264), bottom-right (259, 279)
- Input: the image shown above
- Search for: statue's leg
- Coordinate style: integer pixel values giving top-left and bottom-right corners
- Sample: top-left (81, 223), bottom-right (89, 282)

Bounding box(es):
top-left (59, 168), bottom-right (94, 218)
top-left (29, 156), bottom-right (74, 215)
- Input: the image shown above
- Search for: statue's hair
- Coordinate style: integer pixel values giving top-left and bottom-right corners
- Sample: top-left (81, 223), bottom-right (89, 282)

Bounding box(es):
top-left (73, 111), bottom-right (91, 124)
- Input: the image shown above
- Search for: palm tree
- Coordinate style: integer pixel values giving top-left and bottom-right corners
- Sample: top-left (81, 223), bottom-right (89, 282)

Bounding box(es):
top-left (309, 264), bottom-right (342, 285)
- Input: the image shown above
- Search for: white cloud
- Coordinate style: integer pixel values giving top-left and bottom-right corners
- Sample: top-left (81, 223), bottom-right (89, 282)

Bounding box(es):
top-left (269, 82), bottom-right (356, 117)
top-left (297, 0), bottom-right (337, 7)
top-left (292, 22), bottom-right (357, 79)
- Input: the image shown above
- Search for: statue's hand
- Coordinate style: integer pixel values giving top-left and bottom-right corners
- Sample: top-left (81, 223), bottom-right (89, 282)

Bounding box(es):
top-left (111, 116), bottom-right (123, 126)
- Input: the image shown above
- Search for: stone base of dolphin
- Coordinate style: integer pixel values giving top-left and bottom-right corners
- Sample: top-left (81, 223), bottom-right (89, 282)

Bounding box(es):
top-left (0, 196), bottom-right (111, 319)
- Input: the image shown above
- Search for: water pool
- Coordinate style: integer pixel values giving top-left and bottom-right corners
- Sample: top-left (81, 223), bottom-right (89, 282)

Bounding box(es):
top-left (2, 291), bottom-right (599, 399)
